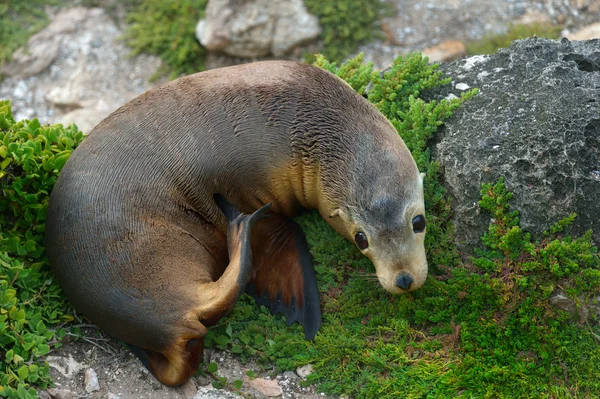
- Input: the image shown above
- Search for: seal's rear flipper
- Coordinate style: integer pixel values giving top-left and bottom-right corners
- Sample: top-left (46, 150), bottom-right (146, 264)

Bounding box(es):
top-left (195, 195), bottom-right (271, 323)
top-left (246, 215), bottom-right (321, 340)
top-left (126, 337), bottom-right (204, 386)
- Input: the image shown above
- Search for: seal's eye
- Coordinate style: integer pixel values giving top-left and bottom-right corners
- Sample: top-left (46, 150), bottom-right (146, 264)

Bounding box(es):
top-left (412, 215), bottom-right (426, 233)
top-left (354, 231), bottom-right (369, 250)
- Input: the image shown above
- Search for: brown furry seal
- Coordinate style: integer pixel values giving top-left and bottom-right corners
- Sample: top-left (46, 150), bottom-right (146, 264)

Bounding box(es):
top-left (45, 61), bottom-right (427, 386)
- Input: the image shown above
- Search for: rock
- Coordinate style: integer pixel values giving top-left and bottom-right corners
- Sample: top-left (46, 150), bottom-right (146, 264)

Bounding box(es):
top-left (1, 8), bottom-right (89, 78)
top-left (571, 0), bottom-right (600, 12)
top-left (193, 385), bottom-right (239, 399)
top-left (0, 7), bottom-right (162, 132)
top-left (283, 371), bottom-right (299, 380)
top-left (565, 22), bottom-right (600, 40)
top-left (422, 40), bottom-right (467, 62)
top-left (46, 388), bottom-right (77, 399)
top-left (296, 364), bottom-right (314, 379)
top-left (38, 391), bottom-right (52, 399)
top-left (181, 378), bottom-right (197, 398)
top-left (196, 0), bottom-right (321, 57)
top-left (515, 9), bottom-right (553, 26)
top-left (429, 38), bottom-right (600, 251)
top-left (84, 367), bottom-right (100, 393)
top-left (106, 393), bottom-right (120, 399)
top-left (245, 377), bottom-right (283, 397)
top-left (550, 291), bottom-right (600, 324)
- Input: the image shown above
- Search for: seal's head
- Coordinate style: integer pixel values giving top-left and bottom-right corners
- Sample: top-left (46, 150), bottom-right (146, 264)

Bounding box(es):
top-left (321, 123), bottom-right (428, 294)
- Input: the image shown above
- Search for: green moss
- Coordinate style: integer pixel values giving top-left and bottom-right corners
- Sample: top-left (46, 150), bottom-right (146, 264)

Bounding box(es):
top-left (122, 0), bottom-right (208, 80)
top-left (466, 23), bottom-right (562, 55)
top-left (0, 0), bottom-right (65, 69)
top-left (304, 0), bottom-right (389, 63)
top-left (0, 100), bottom-right (84, 398)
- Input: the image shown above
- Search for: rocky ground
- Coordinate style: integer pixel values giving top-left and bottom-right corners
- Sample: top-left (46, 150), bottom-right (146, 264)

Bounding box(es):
top-left (1, 1), bottom-right (599, 398)
top-left (41, 327), bottom-right (326, 399)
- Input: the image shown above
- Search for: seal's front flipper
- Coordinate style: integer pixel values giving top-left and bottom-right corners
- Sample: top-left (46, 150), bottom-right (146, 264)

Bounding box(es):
top-left (195, 195), bottom-right (271, 324)
top-left (246, 215), bottom-right (321, 340)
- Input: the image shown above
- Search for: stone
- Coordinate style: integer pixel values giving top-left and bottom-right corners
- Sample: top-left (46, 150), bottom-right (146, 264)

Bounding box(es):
top-left (194, 385), bottom-right (239, 399)
top-left (106, 393), bottom-right (120, 399)
top-left (422, 40), bottom-right (467, 63)
top-left (550, 291), bottom-right (600, 324)
top-left (245, 377), bottom-right (283, 397)
top-left (46, 388), bottom-right (77, 399)
top-left (1, 8), bottom-right (89, 79)
top-left (296, 364), bottom-right (314, 379)
top-left (84, 367), bottom-right (100, 393)
top-left (515, 9), bottom-right (553, 26)
top-left (565, 22), bottom-right (600, 40)
top-left (428, 38), bottom-right (600, 252)
top-left (181, 378), bottom-right (197, 398)
top-left (196, 0), bottom-right (321, 57)
top-left (0, 7), bottom-right (162, 133)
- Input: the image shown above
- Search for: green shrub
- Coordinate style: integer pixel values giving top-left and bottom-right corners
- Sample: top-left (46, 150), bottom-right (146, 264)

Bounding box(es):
top-left (304, 0), bottom-right (389, 63)
top-left (123, 0), bottom-right (208, 80)
top-left (0, 100), bottom-right (84, 398)
top-left (466, 23), bottom-right (562, 55)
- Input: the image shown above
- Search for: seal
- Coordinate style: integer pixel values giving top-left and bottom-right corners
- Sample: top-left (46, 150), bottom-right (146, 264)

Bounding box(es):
top-left (45, 61), bottom-right (428, 386)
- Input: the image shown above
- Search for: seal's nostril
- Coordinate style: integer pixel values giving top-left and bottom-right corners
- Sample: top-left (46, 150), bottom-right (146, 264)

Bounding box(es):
top-left (395, 273), bottom-right (413, 290)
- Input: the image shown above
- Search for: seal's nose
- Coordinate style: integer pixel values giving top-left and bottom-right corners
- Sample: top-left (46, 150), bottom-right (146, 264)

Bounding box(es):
top-left (395, 273), bottom-right (413, 290)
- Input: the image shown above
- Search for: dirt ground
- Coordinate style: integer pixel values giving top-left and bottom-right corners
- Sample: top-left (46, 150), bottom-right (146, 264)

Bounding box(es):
top-left (42, 327), bottom-right (329, 399)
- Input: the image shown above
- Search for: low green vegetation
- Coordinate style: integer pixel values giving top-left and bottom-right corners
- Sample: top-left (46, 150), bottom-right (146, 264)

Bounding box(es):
top-left (122, 0), bottom-right (208, 80)
top-left (0, 100), bottom-right (84, 398)
top-left (466, 23), bottom-right (562, 55)
top-left (304, 0), bottom-right (389, 63)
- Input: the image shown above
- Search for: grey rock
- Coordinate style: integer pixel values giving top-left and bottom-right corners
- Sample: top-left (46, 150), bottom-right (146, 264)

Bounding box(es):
top-left (1, 8), bottom-right (89, 78)
top-left (550, 291), bottom-right (600, 324)
top-left (296, 364), bottom-right (314, 379)
top-left (84, 367), bottom-right (100, 393)
top-left (196, 0), bottom-right (321, 57)
top-left (46, 388), bottom-right (77, 399)
top-left (193, 385), bottom-right (240, 399)
top-left (0, 7), bottom-right (162, 133)
top-left (429, 38), bottom-right (600, 252)
top-left (283, 371), bottom-right (299, 380)
top-left (181, 378), bottom-right (197, 398)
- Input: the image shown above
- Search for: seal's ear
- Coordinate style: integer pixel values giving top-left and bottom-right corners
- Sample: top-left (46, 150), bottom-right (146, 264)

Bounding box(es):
top-left (213, 193), bottom-right (240, 222)
top-left (329, 208), bottom-right (344, 219)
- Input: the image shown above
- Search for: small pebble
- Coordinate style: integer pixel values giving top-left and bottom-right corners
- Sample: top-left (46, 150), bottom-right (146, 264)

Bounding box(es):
top-left (296, 364), bottom-right (314, 379)
top-left (84, 367), bottom-right (100, 393)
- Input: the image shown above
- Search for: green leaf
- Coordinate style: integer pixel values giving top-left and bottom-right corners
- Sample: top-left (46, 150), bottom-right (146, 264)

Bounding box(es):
top-left (208, 362), bottom-right (218, 374)
top-left (233, 379), bottom-right (243, 389)
top-left (17, 366), bottom-right (28, 380)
